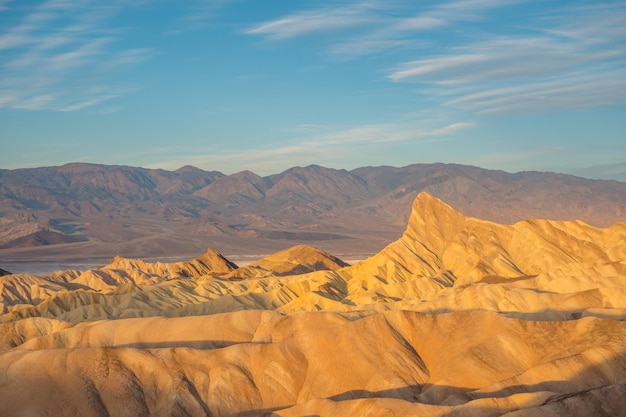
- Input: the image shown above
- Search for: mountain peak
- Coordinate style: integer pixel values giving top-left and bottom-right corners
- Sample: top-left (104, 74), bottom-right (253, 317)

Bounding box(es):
top-left (175, 165), bottom-right (203, 173)
top-left (406, 192), bottom-right (467, 242)
top-left (101, 248), bottom-right (237, 279)
top-left (413, 191), bottom-right (455, 210)
top-left (197, 248), bottom-right (239, 271)
top-left (225, 244), bottom-right (348, 279)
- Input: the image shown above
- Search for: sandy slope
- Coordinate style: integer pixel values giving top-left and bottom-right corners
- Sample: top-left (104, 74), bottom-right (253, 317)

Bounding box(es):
top-left (0, 192), bottom-right (625, 416)
top-left (1, 310), bottom-right (624, 416)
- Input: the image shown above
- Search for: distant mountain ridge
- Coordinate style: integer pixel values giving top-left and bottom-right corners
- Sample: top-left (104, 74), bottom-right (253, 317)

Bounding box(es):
top-left (1, 162), bottom-right (625, 258)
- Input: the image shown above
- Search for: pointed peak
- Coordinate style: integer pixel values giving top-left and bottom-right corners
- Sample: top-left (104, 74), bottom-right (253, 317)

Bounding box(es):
top-left (225, 244), bottom-right (348, 278)
top-left (230, 170), bottom-right (262, 180)
top-left (107, 255), bottom-right (126, 264)
top-left (201, 247), bottom-right (222, 257)
top-left (405, 192), bottom-right (466, 242)
top-left (197, 247), bottom-right (238, 270)
top-left (415, 191), bottom-right (442, 203)
top-left (412, 192), bottom-right (458, 215)
top-left (104, 255), bottom-right (144, 270)
top-left (175, 165), bottom-right (203, 173)
top-left (266, 244), bottom-right (347, 266)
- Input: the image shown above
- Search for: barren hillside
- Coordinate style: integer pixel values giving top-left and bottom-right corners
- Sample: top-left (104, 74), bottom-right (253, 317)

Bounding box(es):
top-left (0, 193), bottom-right (624, 416)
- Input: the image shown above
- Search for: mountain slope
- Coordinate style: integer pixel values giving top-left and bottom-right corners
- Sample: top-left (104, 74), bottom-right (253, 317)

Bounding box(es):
top-left (351, 163), bottom-right (626, 226)
top-left (0, 310), bottom-right (624, 416)
top-left (336, 193), bottom-right (626, 318)
top-left (224, 244), bottom-right (348, 279)
top-left (2, 162), bottom-right (626, 259)
top-left (343, 192), bottom-right (625, 283)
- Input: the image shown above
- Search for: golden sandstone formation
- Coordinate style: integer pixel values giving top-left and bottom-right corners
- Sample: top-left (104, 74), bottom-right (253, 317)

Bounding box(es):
top-left (0, 192), bottom-right (625, 416)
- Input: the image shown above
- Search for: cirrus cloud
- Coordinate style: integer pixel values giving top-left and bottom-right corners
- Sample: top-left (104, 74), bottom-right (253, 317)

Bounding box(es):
top-left (0, 0), bottom-right (152, 112)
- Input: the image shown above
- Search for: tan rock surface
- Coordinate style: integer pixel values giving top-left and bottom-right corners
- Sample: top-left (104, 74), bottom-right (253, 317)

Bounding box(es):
top-left (223, 244), bottom-right (349, 279)
top-left (0, 310), bottom-right (624, 416)
top-left (0, 192), bottom-right (625, 416)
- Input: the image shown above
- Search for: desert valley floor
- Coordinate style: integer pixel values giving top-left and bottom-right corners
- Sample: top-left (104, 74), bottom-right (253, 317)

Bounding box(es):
top-left (1, 193), bottom-right (625, 416)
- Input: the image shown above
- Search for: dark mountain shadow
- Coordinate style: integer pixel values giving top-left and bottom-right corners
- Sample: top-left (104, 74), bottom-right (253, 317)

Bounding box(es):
top-left (113, 340), bottom-right (270, 350)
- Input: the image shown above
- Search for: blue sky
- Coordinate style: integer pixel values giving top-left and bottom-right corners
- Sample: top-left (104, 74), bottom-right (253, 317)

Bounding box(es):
top-left (1, 0), bottom-right (625, 179)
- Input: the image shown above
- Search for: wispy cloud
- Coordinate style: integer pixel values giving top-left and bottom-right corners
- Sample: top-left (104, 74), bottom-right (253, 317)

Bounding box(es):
top-left (392, 16), bottom-right (445, 32)
top-left (163, 0), bottom-right (235, 34)
top-left (244, 4), bottom-right (378, 40)
top-left (0, 0), bottom-right (152, 112)
top-left (443, 69), bottom-right (626, 114)
top-left (246, 0), bottom-right (626, 116)
top-left (60, 94), bottom-right (118, 112)
top-left (329, 39), bottom-right (415, 58)
top-left (468, 146), bottom-right (566, 169)
top-left (387, 2), bottom-right (626, 113)
top-left (12, 94), bottom-right (55, 110)
top-left (388, 37), bottom-right (622, 84)
top-left (573, 162), bottom-right (626, 181)
top-left (304, 121), bottom-right (475, 148)
top-left (246, 0), bottom-right (518, 58)
top-left (148, 121), bottom-right (476, 174)
top-left (435, 0), bottom-right (521, 13)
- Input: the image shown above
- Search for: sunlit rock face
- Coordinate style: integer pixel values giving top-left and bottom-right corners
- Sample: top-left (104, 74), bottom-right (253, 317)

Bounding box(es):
top-left (1, 192), bottom-right (625, 416)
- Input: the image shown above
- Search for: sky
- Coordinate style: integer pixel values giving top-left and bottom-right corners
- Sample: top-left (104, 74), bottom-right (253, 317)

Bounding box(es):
top-left (0, 0), bottom-right (625, 180)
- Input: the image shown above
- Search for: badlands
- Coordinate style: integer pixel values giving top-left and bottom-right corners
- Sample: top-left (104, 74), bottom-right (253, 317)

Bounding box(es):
top-left (0, 192), bottom-right (625, 416)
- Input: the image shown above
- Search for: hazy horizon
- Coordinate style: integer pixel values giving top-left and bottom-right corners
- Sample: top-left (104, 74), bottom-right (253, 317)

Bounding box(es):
top-left (4, 160), bottom-right (626, 184)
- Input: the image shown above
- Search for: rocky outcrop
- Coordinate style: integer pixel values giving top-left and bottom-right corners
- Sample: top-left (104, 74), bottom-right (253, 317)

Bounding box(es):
top-left (224, 244), bottom-right (348, 279)
top-left (0, 193), bottom-right (625, 416)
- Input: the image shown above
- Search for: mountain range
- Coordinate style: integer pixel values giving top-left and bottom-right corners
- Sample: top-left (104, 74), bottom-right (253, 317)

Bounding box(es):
top-left (1, 162), bottom-right (625, 260)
